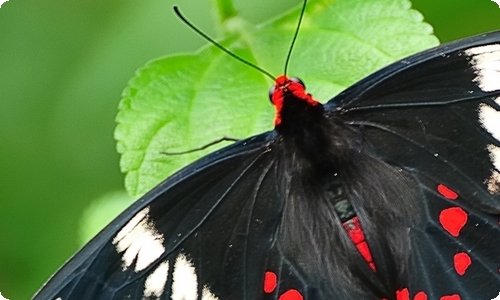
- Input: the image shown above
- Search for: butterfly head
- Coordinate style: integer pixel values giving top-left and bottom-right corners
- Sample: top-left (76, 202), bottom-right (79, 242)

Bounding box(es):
top-left (269, 75), bottom-right (321, 127)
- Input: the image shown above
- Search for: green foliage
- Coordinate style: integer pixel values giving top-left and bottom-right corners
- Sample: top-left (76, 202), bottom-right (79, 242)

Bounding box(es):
top-left (79, 191), bottom-right (135, 245)
top-left (116, 0), bottom-right (438, 197)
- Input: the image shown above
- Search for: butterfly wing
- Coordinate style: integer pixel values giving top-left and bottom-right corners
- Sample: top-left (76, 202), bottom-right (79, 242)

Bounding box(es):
top-left (33, 133), bottom-right (310, 300)
top-left (34, 29), bottom-right (500, 300)
top-left (329, 30), bottom-right (500, 298)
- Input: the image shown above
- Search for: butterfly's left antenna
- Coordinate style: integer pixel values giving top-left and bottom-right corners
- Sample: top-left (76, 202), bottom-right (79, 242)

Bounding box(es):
top-left (283, 0), bottom-right (308, 76)
top-left (173, 7), bottom-right (275, 81)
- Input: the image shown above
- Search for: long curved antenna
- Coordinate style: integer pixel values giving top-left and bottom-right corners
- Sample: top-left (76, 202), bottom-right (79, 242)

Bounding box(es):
top-left (174, 6), bottom-right (275, 81)
top-left (283, 0), bottom-right (308, 75)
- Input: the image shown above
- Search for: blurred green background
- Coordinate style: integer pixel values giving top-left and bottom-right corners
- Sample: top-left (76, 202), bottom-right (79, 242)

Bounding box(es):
top-left (0, 0), bottom-right (499, 299)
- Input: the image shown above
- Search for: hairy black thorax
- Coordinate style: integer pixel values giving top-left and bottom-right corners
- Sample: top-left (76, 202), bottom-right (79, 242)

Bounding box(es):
top-left (274, 88), bottom-right (420, 299)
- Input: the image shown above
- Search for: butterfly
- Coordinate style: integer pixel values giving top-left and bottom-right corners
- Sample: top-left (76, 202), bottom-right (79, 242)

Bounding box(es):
top-left (33, 2), bottom-right (500, 300)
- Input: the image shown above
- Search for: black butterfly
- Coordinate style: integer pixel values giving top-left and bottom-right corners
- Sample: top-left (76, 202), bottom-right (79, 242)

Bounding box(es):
top-left (33, 7), bottom-right (500, 300)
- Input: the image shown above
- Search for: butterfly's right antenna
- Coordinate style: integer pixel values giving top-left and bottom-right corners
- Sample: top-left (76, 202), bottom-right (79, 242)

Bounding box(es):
top-left (174, 7), bottom-right (275, 81)
top-left (283, 0), bottom-right (308, 76)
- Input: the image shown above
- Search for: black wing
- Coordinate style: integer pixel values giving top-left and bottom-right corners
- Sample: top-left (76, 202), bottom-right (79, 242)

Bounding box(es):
top-left (329, 30), bottom-right (500, 299)
top-left (33, 133), bottom-right (314, 300)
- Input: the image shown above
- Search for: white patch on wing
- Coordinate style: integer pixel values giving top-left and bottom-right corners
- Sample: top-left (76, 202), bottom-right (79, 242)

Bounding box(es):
top-left (486, 169), bottom-right (500, 195)
top-left (478, 98), bottom-right (500, 194)
top-left (478, 99), bottom-right (500, 142)
top-left (143, 260), bottom-right (169, 299)
top-left (465, 44), bottom-right (500, 92)
top-left (171, 253), bottom-right (198, 300)
top-left (202, 286), bottom-right (220, 300)
top-left (112, 206), bottom-right (165, 272)
top-left (488, 144), bottom-right (500, 171)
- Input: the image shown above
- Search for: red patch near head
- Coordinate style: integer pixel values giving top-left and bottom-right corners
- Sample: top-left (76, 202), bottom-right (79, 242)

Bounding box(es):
top-left (453, 252), bottom-right (471, 275)
top-left (263, 271), bottom-right (277, 293)
top-left (414, 291), bottom-right (428, 300)
top-left (437, 184), bottom-right (458, 200)
top-left (439, 207), bottom-right (468, 237)
top-left (440, 295), bottom-right (460, 300)
top-left (396, 288), bottom-right (410, 300)
top-left (279, 289), bottom-right (303, 300)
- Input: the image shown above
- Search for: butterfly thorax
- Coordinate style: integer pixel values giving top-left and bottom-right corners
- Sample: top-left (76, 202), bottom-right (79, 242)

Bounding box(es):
top-left (271, 75), bottom-right (338, 167)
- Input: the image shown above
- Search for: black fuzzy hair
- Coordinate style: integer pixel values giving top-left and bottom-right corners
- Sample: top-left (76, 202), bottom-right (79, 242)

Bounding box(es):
top-left (276, 111), bottom-right (419, 299)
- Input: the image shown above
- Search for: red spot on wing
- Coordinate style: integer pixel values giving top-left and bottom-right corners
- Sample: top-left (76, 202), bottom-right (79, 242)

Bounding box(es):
top-left (453, 252), bottom-right (471, 275)
top-left (279, 289), bottom-right (303, 300)
top-left (437, 184), bottom-right (459, 200)
top-left (383, 290), bottom-right (428, 300)
top-left (263, 271), bottom-right (277, 293)
top-left (439, 207), bottom-right (468, 237)
top-left (440, 295), bottom-right (460, 300)
top-left (414, 291), bottom-right (428, 300)
top-left (396, 288), bottom-right (410, 300)
top-left (343, 217), bottom-right (376, 271)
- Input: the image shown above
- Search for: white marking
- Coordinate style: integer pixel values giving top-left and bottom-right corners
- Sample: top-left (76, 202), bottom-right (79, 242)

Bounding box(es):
top-left (113, 206), bottom-right (165, 272)
top-left (202, 286), bottom-right (220, 300)
top-left (143, 260), bottom-right (169, 299)
top-left (171, 254), bottom-right (198, 300)
top-left (465, 44), bottom-right (500, 92)
top-left (478, 98), bottom-right (500, 194)
top-left (478, 99), bottom-right (500, 142)
top-left (488, 144), bottom-right (500, 171)
top-left (486, 169), bottom-right (500, 195)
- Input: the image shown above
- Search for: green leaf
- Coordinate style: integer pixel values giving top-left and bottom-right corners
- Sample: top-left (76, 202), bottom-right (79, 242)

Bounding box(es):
top-left (115, 0), bottom-right (439, 197)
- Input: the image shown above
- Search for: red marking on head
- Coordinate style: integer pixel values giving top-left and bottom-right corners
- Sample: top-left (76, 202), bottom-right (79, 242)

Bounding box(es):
top-left (263, 271), bottom-right (277, 293)
top-left (439, 207), bottom-right (468, 237)
top-left (270, 75), bottom-right (318, 126)
top-left (414, 291), bottom-right (428, 300)
top-left (343, 217), bottom-right (376, 271)
top-left (440, 295), bottom-right (460, 300)
top-left (396, 288), bottom-right (410, 300)
top-left (437, 184), bottom-right (458, 200)
top-left (279, 289), bottom-right (303, 300)
top-left (453, 252), bottom-right (471, 275)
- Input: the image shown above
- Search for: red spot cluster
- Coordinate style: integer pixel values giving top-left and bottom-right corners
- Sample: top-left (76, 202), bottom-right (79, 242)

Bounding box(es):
top-left (263, 271), bottom-right (304, 300)
top-left (264, 184), bottom-right (474, 300)
top-left (436, 184), bottom-right (471, 276)
top-left (342, 216), bottom-right (376, 271)
top-left (381, 288), bottom-right (460, 300)
top-left (382, 185), bottom-right (469, 300)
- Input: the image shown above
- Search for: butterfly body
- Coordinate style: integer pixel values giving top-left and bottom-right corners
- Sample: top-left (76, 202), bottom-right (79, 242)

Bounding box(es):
top-left (33, 29), bottom-right (500, 300)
